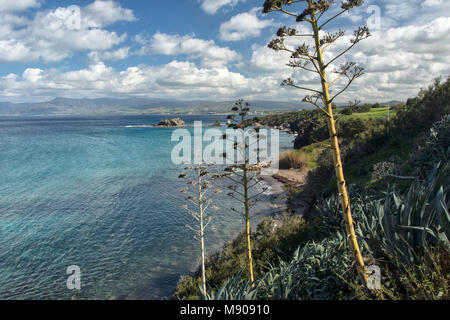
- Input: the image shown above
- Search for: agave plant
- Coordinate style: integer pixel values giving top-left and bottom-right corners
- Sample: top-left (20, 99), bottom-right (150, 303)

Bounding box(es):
top-left (207, 233), bottom-right (354, 300)
top-left (377, 163), bottom-right (449, 265)
top-left (202, 272), bottom-right (258, 300)
top-left (319, 163), bottom-right (449, 264)
top-left (208, 162), bottom-right (449, 300)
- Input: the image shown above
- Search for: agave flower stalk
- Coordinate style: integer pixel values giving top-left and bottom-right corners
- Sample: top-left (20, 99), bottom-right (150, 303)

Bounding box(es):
top-left (263, 0), bottom-right (370, 282)
top-left (179, 161), bottom-right (220, 295)
top-left (224, 100), bottom-right (269, 285)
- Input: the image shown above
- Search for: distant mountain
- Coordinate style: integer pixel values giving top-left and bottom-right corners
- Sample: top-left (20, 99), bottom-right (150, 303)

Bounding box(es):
top-left (0, 98), bottom-right (316, 116)
top-left (0, 97), bottom-right (399, 116)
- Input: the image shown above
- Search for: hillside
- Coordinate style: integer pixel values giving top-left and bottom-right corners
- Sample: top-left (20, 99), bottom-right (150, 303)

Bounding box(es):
top-left (174, 77), bottom-right (450, 301)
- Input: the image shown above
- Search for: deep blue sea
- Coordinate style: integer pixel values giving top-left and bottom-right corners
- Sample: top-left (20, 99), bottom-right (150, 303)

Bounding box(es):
top-left (0, 115), bottom-right (294, 300)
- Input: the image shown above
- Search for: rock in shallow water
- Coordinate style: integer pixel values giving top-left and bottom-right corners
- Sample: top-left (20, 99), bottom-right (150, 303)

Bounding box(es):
top-left (157, 118), bottom-right (185, 127)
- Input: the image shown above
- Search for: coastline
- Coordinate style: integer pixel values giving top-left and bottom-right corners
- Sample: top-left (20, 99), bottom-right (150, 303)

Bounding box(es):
top-left (256, 168), bottom-right (313, 220)
top-left (253, 173), bottom-right (288, 223)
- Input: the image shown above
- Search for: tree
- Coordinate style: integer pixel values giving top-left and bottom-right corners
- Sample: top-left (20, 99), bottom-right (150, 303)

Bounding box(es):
top-left (179, 162), bottom-right (221, 295)
top-left (263, 0), bottom-right (370, 282)
top-left (224, 99), bottom-right (269, 284)
top-left (397, 76), bottom-right (450, 131)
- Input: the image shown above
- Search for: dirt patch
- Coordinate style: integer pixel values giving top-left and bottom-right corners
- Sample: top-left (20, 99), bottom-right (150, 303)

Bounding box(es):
top-left (273, 169), bottom-right (310, 187)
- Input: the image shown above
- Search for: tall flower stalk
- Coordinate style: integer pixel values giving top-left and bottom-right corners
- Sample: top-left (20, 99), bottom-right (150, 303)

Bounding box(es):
top-left (263, 0), bottom-right (370, 282)
top-left (179, 161), bottom-right (221, 295)
top-left (224, 100), bottom-right (269, 285)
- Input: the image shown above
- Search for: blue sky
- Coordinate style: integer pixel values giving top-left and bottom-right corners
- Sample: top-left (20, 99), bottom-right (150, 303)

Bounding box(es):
top-left (0, 0), bottom-right (449, 103)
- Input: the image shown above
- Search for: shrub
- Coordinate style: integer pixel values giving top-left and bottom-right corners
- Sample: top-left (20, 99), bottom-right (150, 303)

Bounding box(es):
top-left (396, 76), bottom-right (450, 131)
top-left (408, 115), bottom-right (450, 179)
top-left (353, 104), bottom-right (372, 113)
top-left (371, 161), bottom-right (397, 180)
top-left (340, 107), bottom-right (353, 115)
top-left (304, 148), bottom-right (335, 196)
top-left (348, 244), bottom-right (449, 300)
top-left (205, 233), bottom-right (354, 300)
top-left (278, 150), bottom-right (306, 169)
top-left (174, 215), bottom-right (311, 300)
top-left (207, 163), bottom-right (449, 300)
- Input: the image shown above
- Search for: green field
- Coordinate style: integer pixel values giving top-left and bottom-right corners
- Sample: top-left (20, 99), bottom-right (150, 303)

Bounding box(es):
top-left (341, 107), bottom-right (397, 120)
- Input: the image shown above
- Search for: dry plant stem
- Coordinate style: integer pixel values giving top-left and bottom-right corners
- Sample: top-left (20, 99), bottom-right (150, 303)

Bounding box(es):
top-left (241, 128), bottom-right (255, 285)
top-left (198, 165), bottom-right (207, 294)
top-left (310, 9), bottom-right (368, 282)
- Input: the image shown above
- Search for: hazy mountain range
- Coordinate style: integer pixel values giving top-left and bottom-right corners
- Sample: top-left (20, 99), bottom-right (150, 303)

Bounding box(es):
top-left (0, 98), bottom-right (317, 116)
top-left (0, 98), bottom-right (402, 116)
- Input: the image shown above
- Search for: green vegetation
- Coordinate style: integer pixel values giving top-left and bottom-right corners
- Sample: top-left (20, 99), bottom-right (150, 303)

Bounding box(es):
top-left (174, 215), bottom-right (312, 300)
top-left (342, 107), bottom-right (396, 120)
top-left (248, 105), bottom-right (398, 128)
top-left (175, 76), bottom-right (450, 300)
top-left (280, 141), bottom-right (330, 169)
top-left (397, 77), bottom-right (450, 131)
top-left (173, 0), bottom-right (450, 301)
top-left (278, 150), bottom-right (307, 169)
top-left (203, 162), bottom-right (449, 300)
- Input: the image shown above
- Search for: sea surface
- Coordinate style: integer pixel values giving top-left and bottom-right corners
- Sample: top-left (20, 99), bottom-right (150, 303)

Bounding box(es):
top-left (0, 114), bottom-right (293, 300)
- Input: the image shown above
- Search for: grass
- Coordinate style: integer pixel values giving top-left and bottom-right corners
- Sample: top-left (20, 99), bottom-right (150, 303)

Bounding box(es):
top-left (345, 135), bottom-right (417, 189)
top-left (279, 140), bottom-right (330, 170)
top-left (279, 150), bottom-right (307, 169)
top-left (341, 107), bottom-right (397, 120)
top-left (297, 140), bottom-right (330, 169)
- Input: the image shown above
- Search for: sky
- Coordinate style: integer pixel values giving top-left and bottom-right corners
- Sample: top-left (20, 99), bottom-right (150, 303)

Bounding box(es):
top-left (0, 0), bottom-right (449, 103)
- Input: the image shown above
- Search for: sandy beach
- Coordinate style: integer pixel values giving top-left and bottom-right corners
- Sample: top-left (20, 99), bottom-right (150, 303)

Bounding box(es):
top-left (253, 168), bottom-right (312, 224)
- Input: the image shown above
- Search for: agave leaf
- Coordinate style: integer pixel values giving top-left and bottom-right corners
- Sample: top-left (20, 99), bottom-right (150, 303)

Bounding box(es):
top-left (292, 246), bottom-right (300, 261)
top-left (381, 195), bottom-right (397, 255)
top-left (392, 192), bottom-right (402, 208)
top-left (436, 186), bottom-right (450, 238)
top-left (398, 225), bottom-right (437, 238)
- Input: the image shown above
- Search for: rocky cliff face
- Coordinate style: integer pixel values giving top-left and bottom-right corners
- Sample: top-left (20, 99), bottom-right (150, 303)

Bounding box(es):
top-left (290, 116), bottom-right (329, 149)
top-left (157, 118), bottom-right (186, 127)
top-left (290, 118), bottom-right (317, 149)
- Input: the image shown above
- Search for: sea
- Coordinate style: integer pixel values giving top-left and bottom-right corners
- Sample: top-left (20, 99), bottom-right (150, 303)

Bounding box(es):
top-left (0, 114), bottom-right (294, 300)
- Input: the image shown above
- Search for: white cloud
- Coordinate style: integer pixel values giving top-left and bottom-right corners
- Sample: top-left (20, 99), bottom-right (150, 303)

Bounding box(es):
top-left (219, 8), bottom-right (273, 41)
top-left (0, 0), bottom-right (40, 12)
top-left (0, 39), bottom-right (32, 63)
top-left (1, 0), bottom-right (449, 104)
top-left (89, 47), bottom-right (130, 61)
top-left (0, 12), bottom-right (29, 26)
top-left (423, 0), bottom-right (445, 6)
top-left (200, 0), bottom-right (244, 15)
top-left (383, 1), bottom-right (418, 21)
top-left (247, 44), bottom-right (290, 71)
top-left (136, 32), bottom-right (241, 67)
top-left (0, 1), bottom-right (135, 63)
top-left (328, 16), bottom-right (450, 101)
top-left (83, 0), bottom-right (136, 28)
top-left (245, 13), bottom-right (450, 103)
top-left (0, 59), bottom-right (303, 102)
top-left (372, 0), bottom-right (450, 26)
top-left (0, 61), bottom-right (246, 99)
top-left (22, 68), bottom-right (43, 82)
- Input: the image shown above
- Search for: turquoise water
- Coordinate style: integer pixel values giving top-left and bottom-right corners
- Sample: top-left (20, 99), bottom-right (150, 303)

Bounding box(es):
top-left (0, 115), bottom-right (293, 300)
